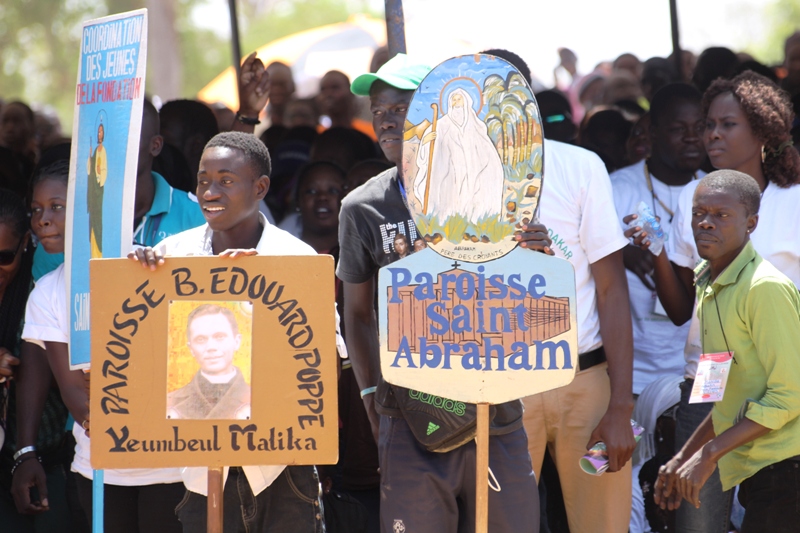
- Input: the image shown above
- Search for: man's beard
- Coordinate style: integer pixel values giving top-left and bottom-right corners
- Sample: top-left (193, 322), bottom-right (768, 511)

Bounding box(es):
top-left (451, 105), bottom-right (465, 126)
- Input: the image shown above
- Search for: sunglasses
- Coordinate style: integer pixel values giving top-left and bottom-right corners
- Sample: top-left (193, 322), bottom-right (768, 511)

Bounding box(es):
top-left (0, 237), bottom-right (24, 266)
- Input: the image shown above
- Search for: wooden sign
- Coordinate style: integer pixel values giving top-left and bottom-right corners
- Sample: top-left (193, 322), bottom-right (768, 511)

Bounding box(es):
top-left (378, 247), bottom-right (577, 404)
top-left (89, 256), bottom-right (338, 469)
top-left (380, 54), bottom-right (574, 405)
top-left (67, 9), bottom-right (148, 368)
top-left (401, 54), bottom-right (544, 263)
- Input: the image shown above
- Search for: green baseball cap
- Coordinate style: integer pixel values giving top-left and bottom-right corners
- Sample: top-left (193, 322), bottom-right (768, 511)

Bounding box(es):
top-left (351, 53), bottom-right (432, 96)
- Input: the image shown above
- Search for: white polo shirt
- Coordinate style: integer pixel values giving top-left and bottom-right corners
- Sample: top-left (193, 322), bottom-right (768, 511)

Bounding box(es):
top-left (539, 140), bottom-right (629, 355)
top-left (611, 160), bottom-right (703, 393)
top-left (666, 179), bottom-right (800, 378)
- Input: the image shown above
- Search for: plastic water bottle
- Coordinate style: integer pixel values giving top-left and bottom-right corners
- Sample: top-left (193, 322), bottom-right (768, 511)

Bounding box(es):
top-left (579, 420), bottom-right (645, 475)
top-left (631, 201), bottom-right (665, 256)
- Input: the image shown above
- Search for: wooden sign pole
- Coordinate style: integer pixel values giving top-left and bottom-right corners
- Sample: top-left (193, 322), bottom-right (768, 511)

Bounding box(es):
top-left (475, 403), bottom-right (490, 533)
top-left (422, 103), bottom-right (438, 214)
top-left (207, 467), bottom-right (224, 533)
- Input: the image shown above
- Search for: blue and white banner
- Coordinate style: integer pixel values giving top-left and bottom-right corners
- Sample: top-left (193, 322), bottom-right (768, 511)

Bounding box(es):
top-left (66, 9), bottom-right (148, 368)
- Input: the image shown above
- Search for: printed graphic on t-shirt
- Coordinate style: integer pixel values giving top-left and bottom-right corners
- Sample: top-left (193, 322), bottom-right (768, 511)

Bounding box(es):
top-left (380, 219), bottom-right (422, 257)
top-left (547, 228), bottom-right (574, 260)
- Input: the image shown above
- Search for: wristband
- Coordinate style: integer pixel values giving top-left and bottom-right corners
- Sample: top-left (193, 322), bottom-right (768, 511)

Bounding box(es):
top-left (236, 112), bottom-right (261, 126)
top-left (13, 446), bottom-right (36, 461)
top-left (11, 454), bottom-right (40, 476)
top-left (360, 386), bottom-right (377, 398)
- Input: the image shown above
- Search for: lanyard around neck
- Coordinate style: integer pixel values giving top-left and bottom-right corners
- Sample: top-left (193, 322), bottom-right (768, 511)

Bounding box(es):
top-left (643, 162), bottom-right (697, 223)
top-left (700, 281), bottom-right (737, 364)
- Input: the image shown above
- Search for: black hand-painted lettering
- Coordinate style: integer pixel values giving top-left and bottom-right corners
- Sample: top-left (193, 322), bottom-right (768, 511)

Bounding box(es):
top-left (210, 267), bottom-right (228, 294)
top-left (171, 267), bottom-right (197, 296)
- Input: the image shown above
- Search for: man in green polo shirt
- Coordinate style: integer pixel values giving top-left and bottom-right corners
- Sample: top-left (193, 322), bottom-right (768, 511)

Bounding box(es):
top-left (654, 170), bottom-right (800, 532)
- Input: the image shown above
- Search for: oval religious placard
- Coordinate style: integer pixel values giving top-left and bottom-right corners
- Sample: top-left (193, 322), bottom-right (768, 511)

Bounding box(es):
top-left (401, 54), bottom-right (544, 263)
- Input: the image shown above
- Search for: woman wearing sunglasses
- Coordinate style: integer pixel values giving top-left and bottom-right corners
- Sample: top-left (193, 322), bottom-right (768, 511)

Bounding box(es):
top-left (0, 189), bottom-right (32, 384)
top-left (0, 176), bottom-right (74, 532)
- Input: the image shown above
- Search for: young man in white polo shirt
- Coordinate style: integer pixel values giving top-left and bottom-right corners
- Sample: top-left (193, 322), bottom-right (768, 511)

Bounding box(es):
top-left (611, 82), bottom-right (706, 533)
top-left (131, 132), bottom-right (323, 533)
top-left (611, 83), bottom-right (705, 396)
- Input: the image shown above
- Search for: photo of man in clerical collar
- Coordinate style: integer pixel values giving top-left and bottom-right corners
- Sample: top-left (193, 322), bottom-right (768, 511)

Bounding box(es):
top-left (167, 303), bottom-right (251, 420)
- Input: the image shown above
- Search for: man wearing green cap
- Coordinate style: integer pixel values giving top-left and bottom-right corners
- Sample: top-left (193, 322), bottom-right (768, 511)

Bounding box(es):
top-left (337, 54), bottom-right (541, 533)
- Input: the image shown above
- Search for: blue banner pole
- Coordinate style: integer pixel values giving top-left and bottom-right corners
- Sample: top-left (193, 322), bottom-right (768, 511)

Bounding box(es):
top-left (93, 469), bottom-right (104, 532)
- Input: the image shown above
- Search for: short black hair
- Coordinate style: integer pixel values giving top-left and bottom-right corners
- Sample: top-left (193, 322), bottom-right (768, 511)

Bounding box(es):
top-left (692, 47), bottom-right (739, 93)
top-left (641, 57), bottom-right (679, 96)
top-left (142, 97), bottom-right (160, 137)
top-left (310, 127), bottom-right (377, 170)
top-left (481, 49), bottom-right (531, 85)
top-left (698, 169), bottom-right (761, 215)
top-left (649, 83), bottom-right (702, 127)
top-left (4, 101), bottom-right (34, 123)
top-left (160, 99), bottom-right (219, 144)
top-left (204, 132), bottom-right (271, 177)
top-left (0, 188), bottom-right (28, 239)
top-left (32, 159), bottom-right (70, 189)
top-left (29, 143), bottom-right (71, 200)
top-left (613, 53), bottom-right (640, 68)
top-left (736, 60), bottom-right (778, 84)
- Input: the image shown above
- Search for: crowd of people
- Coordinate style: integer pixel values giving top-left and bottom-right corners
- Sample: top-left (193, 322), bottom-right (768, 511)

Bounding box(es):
top-left (1, 28), bottom-right (800, 533)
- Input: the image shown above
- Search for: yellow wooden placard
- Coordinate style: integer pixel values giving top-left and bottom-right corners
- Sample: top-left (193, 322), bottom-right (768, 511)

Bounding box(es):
top-left (89, 255), bottom-right (337, 469)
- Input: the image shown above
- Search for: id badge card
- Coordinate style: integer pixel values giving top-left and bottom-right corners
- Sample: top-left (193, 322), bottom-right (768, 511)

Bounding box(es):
top-left (653, 295), bottom-right (668, 317)
top-left (689, 352), bottom-right (733, 403)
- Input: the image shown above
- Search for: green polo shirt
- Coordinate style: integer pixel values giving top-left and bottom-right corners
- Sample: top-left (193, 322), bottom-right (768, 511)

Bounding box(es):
top-left (695, 240), bottom-right (800, 490)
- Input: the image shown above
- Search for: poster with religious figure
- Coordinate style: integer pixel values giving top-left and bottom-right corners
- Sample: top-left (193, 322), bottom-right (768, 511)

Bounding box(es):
top-left (402, 54), bottom-right (544, 263)
top-left (90, 256), bottom-right (337, 469)
top-left (67, 9), bottom-right (148, 368)
top-left (381, 54), bottom-right (576, 405)
top-left (166, 301), bottom-right (254, 421)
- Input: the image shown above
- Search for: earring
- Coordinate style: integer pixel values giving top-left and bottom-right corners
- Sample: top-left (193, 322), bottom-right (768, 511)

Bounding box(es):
top-left (761, 145), bottom-right (766, 163)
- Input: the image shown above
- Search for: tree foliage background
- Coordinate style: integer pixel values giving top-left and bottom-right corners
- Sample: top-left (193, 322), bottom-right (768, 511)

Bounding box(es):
top-left (747, 0), bottom-right (800, 64)
top-left (0, 0), bottom-right (374, 128)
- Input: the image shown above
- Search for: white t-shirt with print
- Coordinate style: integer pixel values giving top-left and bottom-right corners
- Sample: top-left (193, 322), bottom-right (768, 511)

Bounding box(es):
top-left (611, 160), bottom-right (703, 393)
top-left (666, 180), bottom-right (800, 378)
top-left (21, 264), bottom-right (183, 486)
top-left (538, 140), bottom-right (629, 355)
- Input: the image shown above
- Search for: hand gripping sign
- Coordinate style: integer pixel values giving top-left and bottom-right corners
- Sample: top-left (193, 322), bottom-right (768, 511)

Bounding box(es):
top-left (378, 54), bottom-right (578, 532)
